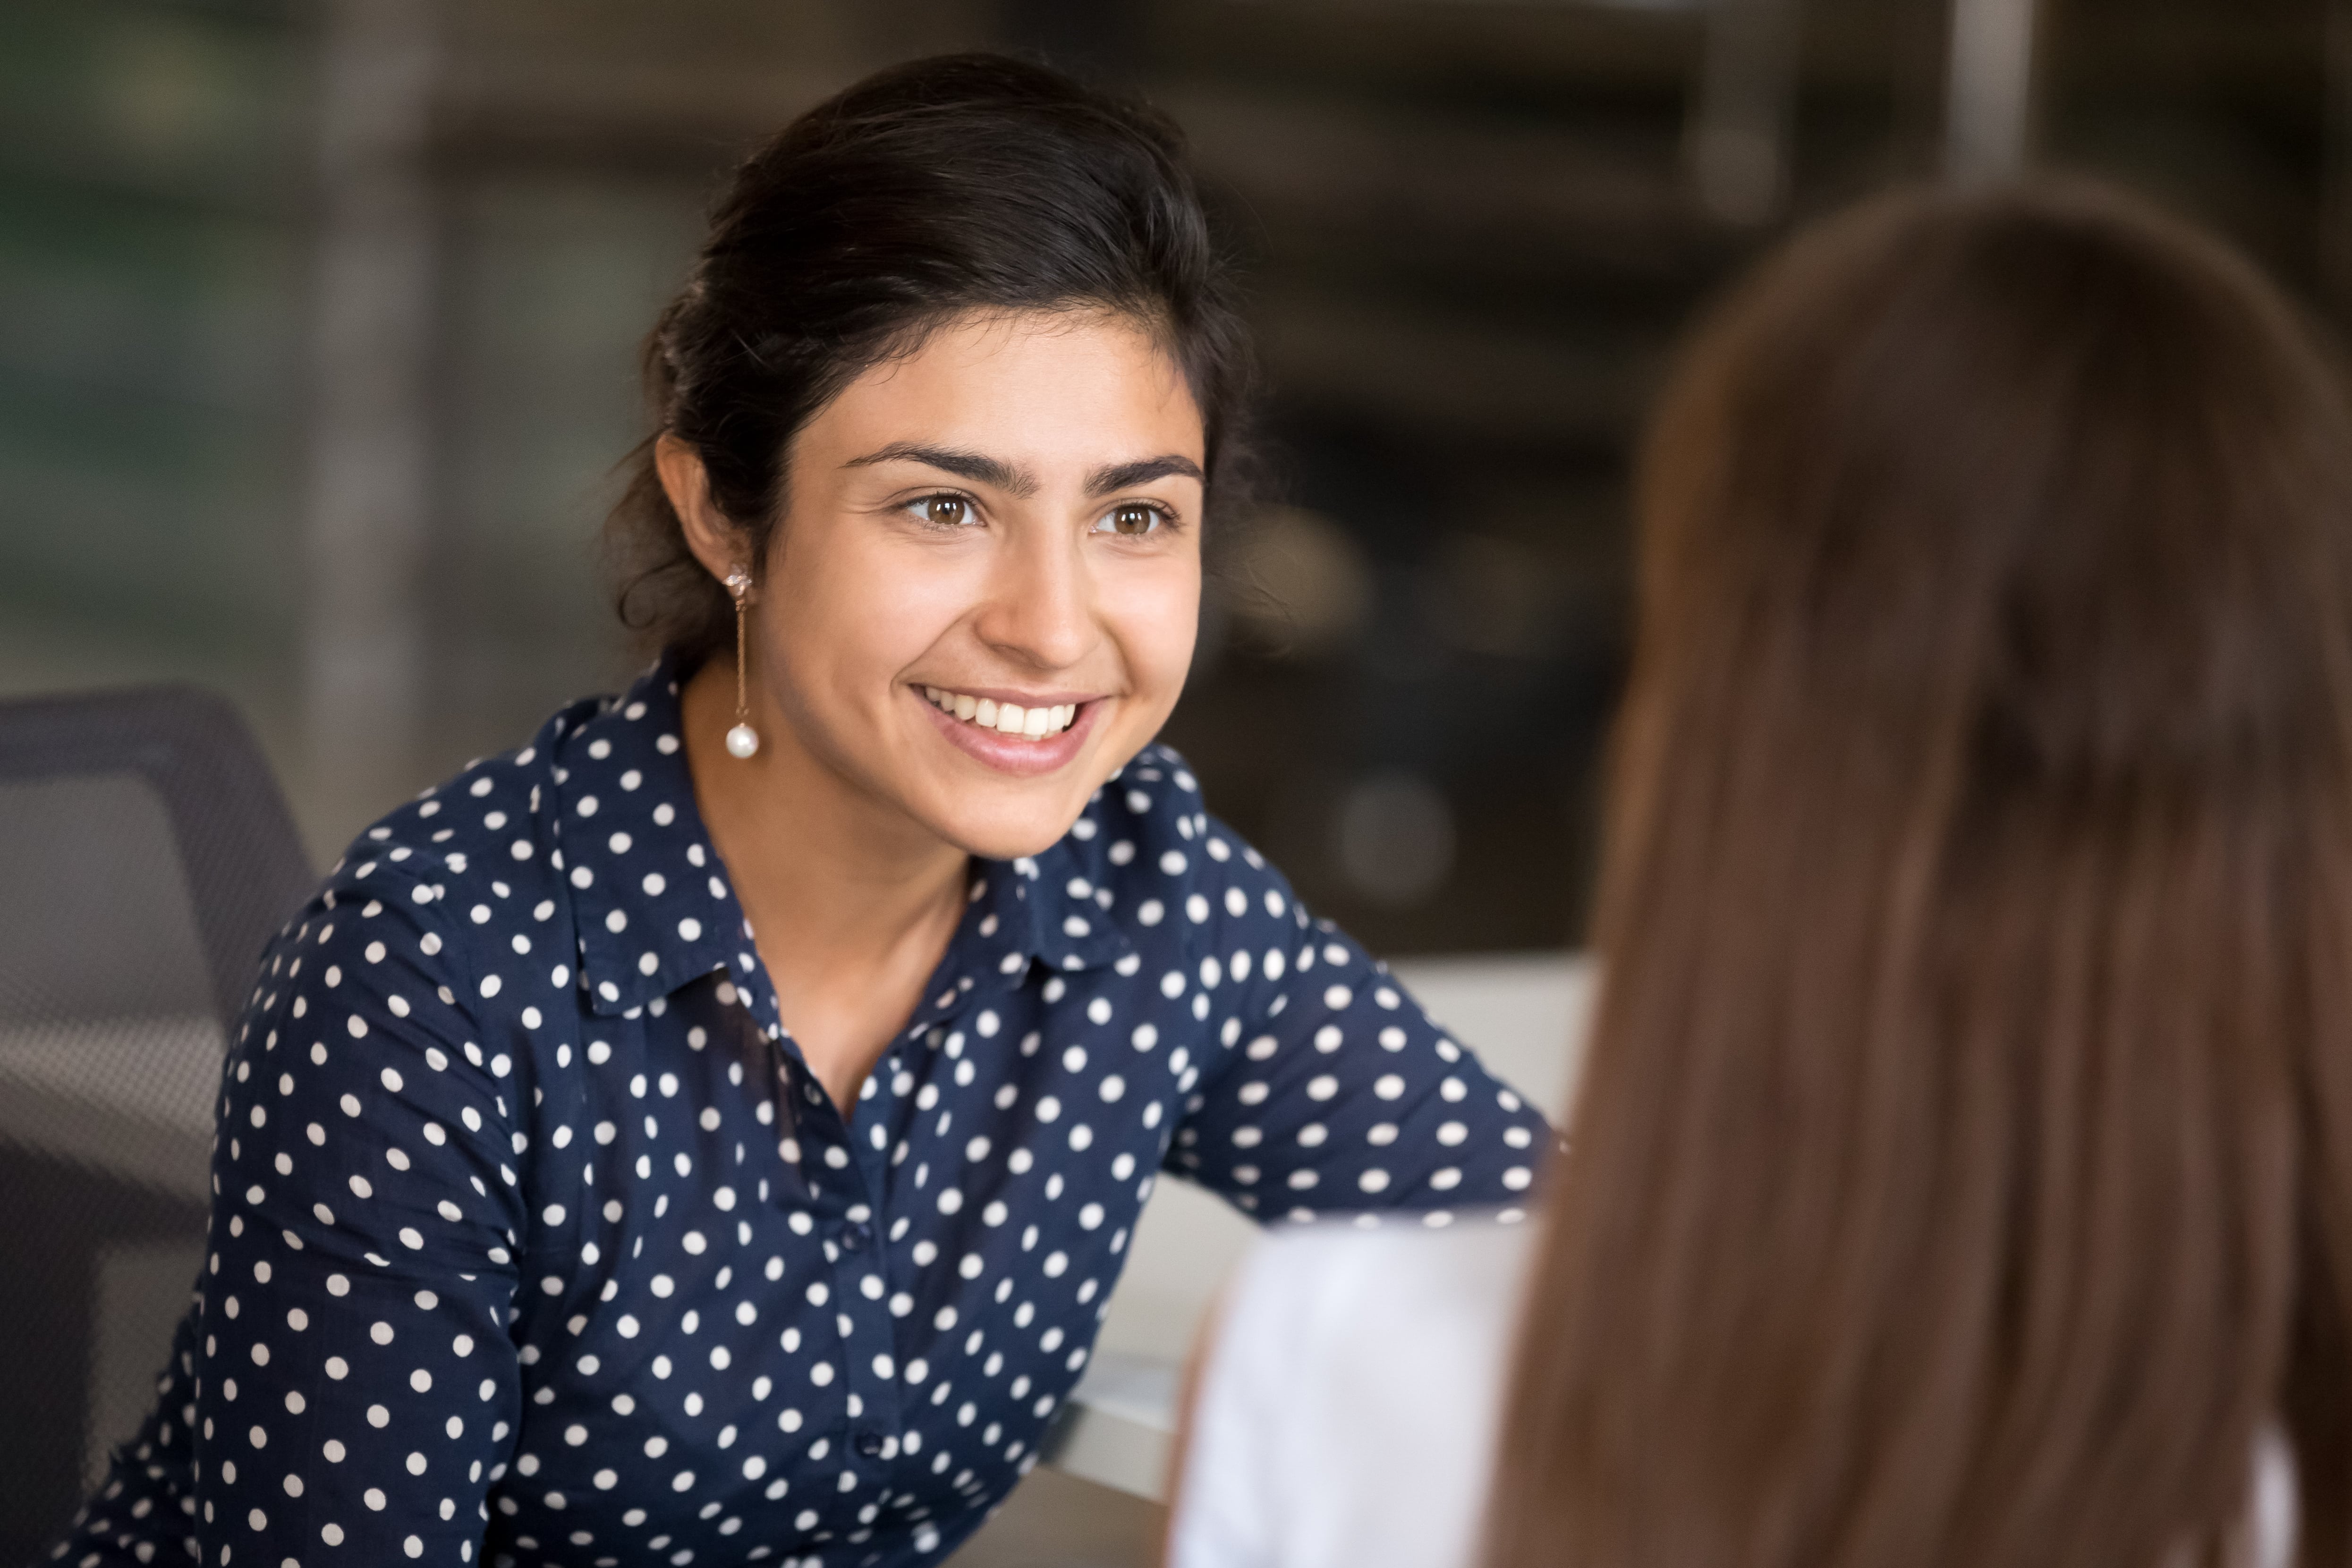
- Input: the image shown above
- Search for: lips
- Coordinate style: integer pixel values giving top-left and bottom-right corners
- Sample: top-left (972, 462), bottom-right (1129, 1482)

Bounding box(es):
top-left (912, 684), bottom-right (1100, 779)
top-left (921, 686), bottom-right (1079, 741)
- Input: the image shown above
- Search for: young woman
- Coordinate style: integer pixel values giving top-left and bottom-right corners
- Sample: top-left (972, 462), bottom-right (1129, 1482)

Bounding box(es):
top-left (1172, 179), bottom-right (2352, 1568)
top-left (57, 55), bottom-right (1549, 1568)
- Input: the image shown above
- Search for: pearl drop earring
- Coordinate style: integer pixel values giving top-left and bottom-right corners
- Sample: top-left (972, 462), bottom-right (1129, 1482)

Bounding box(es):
top-left (723, 567), bottom-right (760, 759)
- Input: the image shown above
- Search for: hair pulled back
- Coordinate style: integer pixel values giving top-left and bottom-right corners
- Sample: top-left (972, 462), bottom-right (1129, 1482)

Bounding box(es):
top-left (606, 52), bottom-right (1254, 668)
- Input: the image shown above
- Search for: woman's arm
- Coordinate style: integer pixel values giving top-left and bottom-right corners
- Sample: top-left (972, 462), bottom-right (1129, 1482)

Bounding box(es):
top-left (1155, 811), bottom-right (1552, 1216)
top-left (188, 863), bottom-right (528, 1565)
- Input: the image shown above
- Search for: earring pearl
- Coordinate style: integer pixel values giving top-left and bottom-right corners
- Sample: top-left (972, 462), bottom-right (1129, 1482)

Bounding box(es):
top-left (723, 565), bottom-right (760, 760)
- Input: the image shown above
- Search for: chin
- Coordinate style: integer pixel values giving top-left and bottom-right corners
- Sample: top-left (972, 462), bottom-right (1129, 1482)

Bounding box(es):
top-left (948, 817), bottom-right (1085, 864)
top-left (926, 791), bottom-right (1095, 863)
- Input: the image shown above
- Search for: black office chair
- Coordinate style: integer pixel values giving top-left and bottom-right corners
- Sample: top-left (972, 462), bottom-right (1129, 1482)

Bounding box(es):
top-left (0, 687), bottom-right (312, 1566)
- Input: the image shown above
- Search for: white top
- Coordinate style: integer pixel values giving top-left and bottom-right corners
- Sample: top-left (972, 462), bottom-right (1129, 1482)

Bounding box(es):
top-left (1170, 1216), bottom-right (2300, 1568)
top-left (1170, 1215), bottom-right (1537, 1568)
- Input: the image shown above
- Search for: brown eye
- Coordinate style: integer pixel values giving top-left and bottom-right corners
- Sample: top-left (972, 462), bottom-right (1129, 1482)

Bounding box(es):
top-left (921, 496), bottom-right (969, 527)
top-left (1109, 504), bottom-right (1157, 536)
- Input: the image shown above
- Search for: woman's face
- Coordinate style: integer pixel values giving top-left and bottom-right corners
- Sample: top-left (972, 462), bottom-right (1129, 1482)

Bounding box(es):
top-left (687, 308), bottom-right (1206, 861)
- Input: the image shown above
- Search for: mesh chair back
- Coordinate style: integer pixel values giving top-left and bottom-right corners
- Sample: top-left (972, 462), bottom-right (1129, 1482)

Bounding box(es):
top-left (0, 687), bottom-right (312, 1566)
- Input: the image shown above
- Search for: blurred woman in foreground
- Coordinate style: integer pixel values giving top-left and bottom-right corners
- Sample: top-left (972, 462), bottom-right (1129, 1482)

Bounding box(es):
top-left (1172, 179), bottom-right (2352, 1568)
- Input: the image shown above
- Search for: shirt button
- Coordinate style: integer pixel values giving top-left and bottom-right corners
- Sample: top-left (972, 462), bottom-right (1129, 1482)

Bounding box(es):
top-left (841, 1221), bottom-right (872, 1254)
top-left (855, 1431), bottom-right (886, 1458)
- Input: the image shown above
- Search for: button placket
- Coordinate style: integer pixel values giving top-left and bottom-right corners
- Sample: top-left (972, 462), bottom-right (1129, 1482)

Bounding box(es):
top-left (825, 1155), bottom-right (910, 1516)
top-left (833, 970), bottom-right (984, 1495)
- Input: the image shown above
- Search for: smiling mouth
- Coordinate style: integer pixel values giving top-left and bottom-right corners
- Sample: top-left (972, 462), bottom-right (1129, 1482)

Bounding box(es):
top-left (922, 686), bottom-right (1083, 741)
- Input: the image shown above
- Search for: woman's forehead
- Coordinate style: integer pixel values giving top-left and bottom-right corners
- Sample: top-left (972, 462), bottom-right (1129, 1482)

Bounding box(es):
top-left (811, 308), bottom-right (1205, 471)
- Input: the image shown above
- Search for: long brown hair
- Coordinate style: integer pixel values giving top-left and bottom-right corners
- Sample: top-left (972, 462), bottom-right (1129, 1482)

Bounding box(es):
top-left (1487, 182), bottom-right (2352, 1568)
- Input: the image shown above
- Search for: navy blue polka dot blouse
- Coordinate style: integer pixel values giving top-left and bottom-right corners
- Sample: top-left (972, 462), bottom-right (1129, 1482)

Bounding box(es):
top-left (60, 659), bottom-right (1553, 1568)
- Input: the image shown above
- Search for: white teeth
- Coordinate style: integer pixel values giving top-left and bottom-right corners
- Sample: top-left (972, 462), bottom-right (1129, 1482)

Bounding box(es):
top-left (922, 687), bottom-right (1079, 740)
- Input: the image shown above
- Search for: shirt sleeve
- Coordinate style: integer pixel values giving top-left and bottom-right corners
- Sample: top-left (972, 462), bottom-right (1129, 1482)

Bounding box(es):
top-left (1165, 822), bottom-right (1554, 1217)
top-left (1169, 1223), bottom-right (1528, 1568)
top-left (1165, 1236), bottom-right (1293, 1568)
top-left (191, 866), bottom-right (527, 1567)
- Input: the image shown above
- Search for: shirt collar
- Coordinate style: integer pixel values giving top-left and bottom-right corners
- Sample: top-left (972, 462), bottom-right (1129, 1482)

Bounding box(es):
top-left (552, 660), bottom-right (768, 1022)
top-left (554, 660), bottom-right (1133, 1024)
top-left (977, 835), bottom-right (1135, 983)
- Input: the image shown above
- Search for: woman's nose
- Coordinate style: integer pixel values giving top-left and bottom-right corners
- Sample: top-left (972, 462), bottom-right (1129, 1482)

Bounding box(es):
top-left (973, 533), bottom-right (1095, 670)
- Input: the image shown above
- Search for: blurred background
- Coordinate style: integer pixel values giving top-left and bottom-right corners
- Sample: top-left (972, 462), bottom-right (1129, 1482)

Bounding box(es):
top-left (0, 0), bottom-right (2337, 956)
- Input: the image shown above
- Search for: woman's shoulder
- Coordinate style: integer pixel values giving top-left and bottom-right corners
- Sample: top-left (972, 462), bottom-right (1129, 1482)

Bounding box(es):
top-left (1235, 1211), bottom-right (1539, 1354)
top-left (249, 682), bottom-right (640, 1038)
top-left (325, 691), bottom-right (616, 897)
top-left (1175, 1213), bottom-right (1539, 1568)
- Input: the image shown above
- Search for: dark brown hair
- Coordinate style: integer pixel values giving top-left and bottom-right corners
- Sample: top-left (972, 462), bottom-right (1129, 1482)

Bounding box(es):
top-left (1488, 182), bottom-right (2352, 1568)
top-left (604, 53), bottom-right (1254, 668)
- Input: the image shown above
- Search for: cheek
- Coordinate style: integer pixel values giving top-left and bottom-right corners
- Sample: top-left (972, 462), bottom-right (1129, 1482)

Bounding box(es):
top-left (765, 539), bottom-right (967, 687)
top-left (1105, 568), bottom-right (1202, 699)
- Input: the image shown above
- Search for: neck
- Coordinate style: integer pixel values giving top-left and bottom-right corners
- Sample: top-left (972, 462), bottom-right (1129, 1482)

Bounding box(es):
top-left (679, 657), bottom-right (969, 1114)
top-left (679, 657), bottom-right (968, 964)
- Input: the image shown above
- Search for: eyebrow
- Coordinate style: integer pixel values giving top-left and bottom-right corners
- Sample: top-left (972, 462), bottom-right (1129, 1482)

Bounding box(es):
top-left (843, 443), bottom-right (1039, 497)
top-left (843, 442), bottom-right (1205, 500)
top-left (1086, 455), bottom-right (1205, 495)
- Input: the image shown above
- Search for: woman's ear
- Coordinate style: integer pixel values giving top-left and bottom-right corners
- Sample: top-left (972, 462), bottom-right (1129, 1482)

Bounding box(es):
top-left (656, 433), bottom-right (747, 583)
